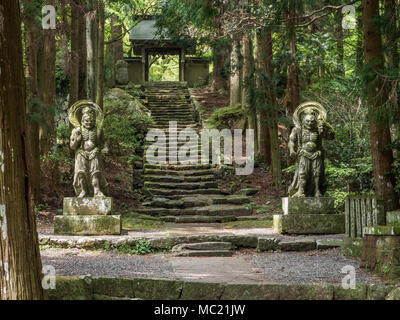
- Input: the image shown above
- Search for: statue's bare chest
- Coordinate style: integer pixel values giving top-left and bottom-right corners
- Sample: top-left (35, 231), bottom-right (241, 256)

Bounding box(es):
top-left (81, 128), bottom-right (97, 151)
top-left (301, 129), bottom-right (319, 152)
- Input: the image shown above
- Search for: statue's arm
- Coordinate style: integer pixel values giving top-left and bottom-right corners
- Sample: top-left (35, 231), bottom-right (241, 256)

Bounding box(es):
top-left (70, 127), bottom-right (81, 150)
top-left (288, 128), bottom-right (298, 157)
top-left (321, 121), bottom-right (335, 140)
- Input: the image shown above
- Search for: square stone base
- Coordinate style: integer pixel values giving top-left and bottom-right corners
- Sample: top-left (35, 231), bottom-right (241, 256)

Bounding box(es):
top-left (63, 197), bottom-right (113, 216)
top-left (54, 215), bottom-right (121, 235)
top-left (387, 210), bottom-right (400, 226)
top-left (361, 234), bottom-right (400, 280)
top-left (282, 197), bottom-right (335, 215)
top-left (273, 214), bottom-right (345, 234)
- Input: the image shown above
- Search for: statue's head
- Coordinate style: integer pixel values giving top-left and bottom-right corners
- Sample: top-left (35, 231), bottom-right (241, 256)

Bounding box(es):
top-left (302, 114), bottom-right (317, 130)
top-left (81, 107), bottom-right (95, 129)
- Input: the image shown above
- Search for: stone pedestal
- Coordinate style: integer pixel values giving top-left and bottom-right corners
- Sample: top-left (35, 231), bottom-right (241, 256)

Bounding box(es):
top-left (273, 197), bottom-right (345, 234)
top-left (54, 197), bottom-right (121, 235)
top-left (361, 226), bottom-right (400, 280)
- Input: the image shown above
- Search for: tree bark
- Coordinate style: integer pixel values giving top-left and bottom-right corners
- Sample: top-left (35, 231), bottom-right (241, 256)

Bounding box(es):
top-left (38, 22), bottom-right (56, 155)
top-left (0, 0), bottom-right (45, 299)
top-left (111, 14), bottom-right (123, 63)
top-left (255, 28), bottom-right (271, 166)
top-left (86, 0), bottom-right (98, 102)
top-left (362, 0), bottom-right (399, 211)
top-left (335, 9), bottom-right (345, 75)
top-left (96, 0), bottom-right (105, 109)
top-left (255, 28), bottom-right (281, 186)
top-left (211, 4), bottom-right (228, 92)
top-left (69, 0), bottom-right (80, 106)
top-left (242, 31), bottom-right (257, 147)
top-left (78, 0), bottom-right (88, 100)
top-left (229, 38), bottom-right (241, 107)
top-left (22, 0), bottom-right (41, 206)
top-left (285, 0), bottom-right (300, 115)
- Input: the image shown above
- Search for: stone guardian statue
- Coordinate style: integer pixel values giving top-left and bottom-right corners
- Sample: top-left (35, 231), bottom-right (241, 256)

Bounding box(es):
top-left (288, 102), bottom-right (334, 197)
top-left (68, 100), bottom-right (108, 197)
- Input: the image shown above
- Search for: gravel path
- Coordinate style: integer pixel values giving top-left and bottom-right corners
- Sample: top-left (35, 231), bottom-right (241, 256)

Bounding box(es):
top-left (245, 248), bottom-right (384, 285)
top-left (42, 247), bottom-right (384, 286)
top-left (41, 249), bottom-right (175, 279)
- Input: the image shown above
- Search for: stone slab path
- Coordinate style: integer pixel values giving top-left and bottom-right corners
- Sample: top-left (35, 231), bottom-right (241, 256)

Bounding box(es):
top-left (41, 248), bottom-right (384, 286)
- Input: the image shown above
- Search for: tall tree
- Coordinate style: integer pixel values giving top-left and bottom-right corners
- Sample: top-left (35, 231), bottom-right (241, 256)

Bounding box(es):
top-left (37, 0), bottom-right (56, 155)
top-left (229, 37), bottom-right (241, 107)
top-left (285, 0), bottom-right (300, 115)
top-left (256, 27), bottom-right (281, 186)
top-left (22, 0), bottom-right (42, 206)
top-left (96, 0), bottom-right (105, 109)
top-left (242, 30), bottom-right (257, 147)
top-left (69, 0), bottom-right (80, 106)
top-left (0, 0), bottom-right (45, 299)
top-left (362, 0), bottom-right (399, 211)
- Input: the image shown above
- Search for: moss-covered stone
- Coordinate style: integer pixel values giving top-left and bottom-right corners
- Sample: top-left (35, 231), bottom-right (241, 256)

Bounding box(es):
top-left (92, 277), bottom-right (134, 298)
top-left (367, 284), bottom-right (394, 300)
top-left (181, 282), bottom-right (225, 300)
top-left (363, 226), bottom-right (400, 236)
top-left (273, 214), bottom-right (345, 234)
top-left (278, 239), bottom-right (316, 251)
top-left (221, 284), bottom-right (277, 300)
top-left (361, 235), bottom-right (400, 280)
top-left (63, 197), bottom-right (113, 216)
top-left (279, 284), bottom-right (334, 300)
top-left (282, 197), bottom-right (335, 215)
top-left (387, 210), bottom-right (400, 225)
top-left (386, 287), bottom-right (400, 300)
top-left (47, 276), bottom-right (93, 300)
top-left (341, 237), bottom-right (363, 258)
top-left (54, 215), bottom-right (121, 235)
top-left (132, 278), bottom-right (183, 300)
top-left (333, 284), bottom-right (368, 300)
top-left (258, 238), bottom-right (280, 251)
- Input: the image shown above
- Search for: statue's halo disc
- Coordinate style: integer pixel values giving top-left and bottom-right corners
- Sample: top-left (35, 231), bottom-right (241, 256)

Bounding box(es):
top-left (293, 101), bottom-right (327, 128)
top-left (68, 100), bottom-right (104, 129)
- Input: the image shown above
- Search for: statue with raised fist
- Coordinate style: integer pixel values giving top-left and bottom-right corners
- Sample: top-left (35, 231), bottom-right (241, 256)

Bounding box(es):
top-left (288, 102), bottom-right (334, 197)
top-left (69, 101), bottom-right (108, 198)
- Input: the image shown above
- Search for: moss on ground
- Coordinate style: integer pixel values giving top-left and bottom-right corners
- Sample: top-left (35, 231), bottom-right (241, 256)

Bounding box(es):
top-left (122, 213), bottom-right (166, 231)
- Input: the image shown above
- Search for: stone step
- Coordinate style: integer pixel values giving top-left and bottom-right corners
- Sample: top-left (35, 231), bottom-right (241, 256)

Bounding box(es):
top-left (172, 242), bottom-right (233, 251)
top-left (136, 204), bottom-right (252, 216)
top-left (144, 175), bottom-right (215, 183)
top-left (159, 215), bottom-right (237, 223)
top-left (143, 195), bottom-right (250, 208)
top-left (144, 181), bottom-right (218, 190)
top-left (172, 250), bottom-right (233, 257)
top-left (144, 169), bottom-right (214, 176)
top-left (144, 188), bottom-right (222, 197)
top-left (144, 163), bottom-right (213, 170)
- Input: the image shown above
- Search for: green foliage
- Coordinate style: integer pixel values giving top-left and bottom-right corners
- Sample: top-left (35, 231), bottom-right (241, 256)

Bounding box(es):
top-left (103, 94), bottom-right (154, 164)
top-left (114, 239), bottom-right (152, 255)
top-left (206, 104), bottom-right (244, 129)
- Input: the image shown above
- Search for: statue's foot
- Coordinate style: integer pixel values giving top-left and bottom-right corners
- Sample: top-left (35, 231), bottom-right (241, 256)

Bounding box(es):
top-left (94, 190), bottom-right (105, 198)
top-left (293, 191), bottom-right (305, 197)
top-left (78, 191), bottom-right (87, 198)
top-left (315, 190), bottom-right (322, 197)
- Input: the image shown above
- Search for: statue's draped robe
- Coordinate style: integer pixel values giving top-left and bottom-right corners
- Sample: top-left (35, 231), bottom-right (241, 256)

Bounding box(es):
top-left (288, 124), bottom-right (334, 197)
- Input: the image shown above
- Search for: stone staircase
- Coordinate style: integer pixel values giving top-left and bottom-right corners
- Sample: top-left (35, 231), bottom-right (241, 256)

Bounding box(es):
top-left (138, 82), bottom-right (252, 220)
